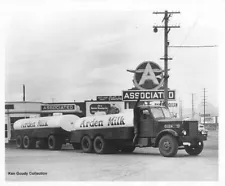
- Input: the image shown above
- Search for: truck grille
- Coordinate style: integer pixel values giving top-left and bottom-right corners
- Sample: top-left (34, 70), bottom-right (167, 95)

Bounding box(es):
top-left (183, 121), bottom-right (198, 137)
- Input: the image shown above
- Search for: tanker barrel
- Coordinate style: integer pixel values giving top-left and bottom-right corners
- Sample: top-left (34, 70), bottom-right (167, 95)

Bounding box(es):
top-left (14, 115), bottom-right (80, 132)
top-left (73, 112), bottom-right (134, 130)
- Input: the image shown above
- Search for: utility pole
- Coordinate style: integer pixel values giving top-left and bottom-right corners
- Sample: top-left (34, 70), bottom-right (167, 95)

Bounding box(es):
top-left (153, 10), bottom-right (180, 108)
top-left (202, 88), bottom-right (207, 125)
top-left (23, 84), bottom-right (25, 102)
top-left (192, 93), bottom-right (195, 119)
top-left (179, 99), bottom-right (183, 119)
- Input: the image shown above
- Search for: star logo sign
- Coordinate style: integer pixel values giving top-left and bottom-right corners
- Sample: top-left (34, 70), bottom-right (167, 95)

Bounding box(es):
top-left (127, 61), bottom-right (164, 90)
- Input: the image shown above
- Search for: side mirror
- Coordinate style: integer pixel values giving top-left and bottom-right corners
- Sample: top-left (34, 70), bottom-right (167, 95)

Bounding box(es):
top-left (143, 110), bottom-right (150, 115)
top-left (142, 110), bottom-right (150, 119)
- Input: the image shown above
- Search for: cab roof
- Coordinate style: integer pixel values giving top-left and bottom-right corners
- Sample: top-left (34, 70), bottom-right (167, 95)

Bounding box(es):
top-left (138, 105), bottom-right (166, 109)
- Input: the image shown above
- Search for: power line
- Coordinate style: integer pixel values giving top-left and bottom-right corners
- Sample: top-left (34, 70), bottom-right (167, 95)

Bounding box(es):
top-left (179, 15), bottom-right (200, 47)
top-left (169, 14), bottom-right (200, 58)
top-left (169, 45), bottom-right (217, 48)
top-left (169, 14), bottom-right (217, 59)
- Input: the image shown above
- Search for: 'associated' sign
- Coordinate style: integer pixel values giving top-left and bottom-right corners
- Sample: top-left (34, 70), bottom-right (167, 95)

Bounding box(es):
top-left (41, 104), bottom-right (75, 110)
top-left (122, 90), bottom-right (176, 101)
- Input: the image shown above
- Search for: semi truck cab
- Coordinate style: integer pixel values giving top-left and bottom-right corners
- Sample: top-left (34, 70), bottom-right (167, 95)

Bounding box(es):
top-left (136, 105), bottom-right (207, 156)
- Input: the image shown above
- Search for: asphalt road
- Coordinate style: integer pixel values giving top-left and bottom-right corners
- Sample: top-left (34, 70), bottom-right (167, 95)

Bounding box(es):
top-left (5, 131), bottom-right (218, 181)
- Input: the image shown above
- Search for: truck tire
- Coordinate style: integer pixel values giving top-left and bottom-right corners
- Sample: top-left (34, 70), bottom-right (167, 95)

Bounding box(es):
top-left (159, 135), bottom-right (178, 157)
top-left (16, 135), bottom-right (23, 148)
top-left (93, 136), bottom-right (108, 154)
top-left (81, 136), bottom-right (93, 153)
top-left (185, 140), bottom-right (204, 155)
top-left (23, 135), bottom-right (36, 149)
top-left (39, 139), bottom-right (48, 149)
top-left (48, 135), bottom-right (62, 150)
top-left (120, 146), bottom-right (136, 153)
top-left (72, 143), bottom-right (81, 150)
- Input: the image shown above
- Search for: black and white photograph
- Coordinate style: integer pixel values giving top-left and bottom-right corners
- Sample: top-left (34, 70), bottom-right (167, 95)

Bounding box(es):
top-left (1, 0), bottom-right (224, 184)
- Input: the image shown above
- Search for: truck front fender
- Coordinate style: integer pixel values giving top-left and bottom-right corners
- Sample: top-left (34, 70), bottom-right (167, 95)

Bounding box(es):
top-left (154, 129), bottom-right (179, 147)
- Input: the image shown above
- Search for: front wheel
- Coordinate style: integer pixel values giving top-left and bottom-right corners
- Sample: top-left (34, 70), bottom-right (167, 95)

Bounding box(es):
top-left (185, 140), bottom-right (204, 155)
top-left (159, 135), bottom-right (178, 157)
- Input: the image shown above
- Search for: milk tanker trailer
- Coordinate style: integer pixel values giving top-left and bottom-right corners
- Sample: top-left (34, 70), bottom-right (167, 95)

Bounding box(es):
top-left (14, 115), bottom-right (80, 150)
top-left (14, 106), bottom-right (207, 157)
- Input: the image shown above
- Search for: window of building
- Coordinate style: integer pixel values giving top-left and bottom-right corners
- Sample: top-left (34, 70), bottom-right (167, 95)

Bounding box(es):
top-left (5, 104), bottom-right (14, 109)
top-left (5, 124), bottom-right (7, 138)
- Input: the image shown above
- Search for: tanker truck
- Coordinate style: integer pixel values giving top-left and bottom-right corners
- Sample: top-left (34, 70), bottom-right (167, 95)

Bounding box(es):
top-left (14, 115), bottom-right (80, 150)
top-left (14, 106), bottom-right (207, 157)
top-left (70, 105), bottom-right (207, 157)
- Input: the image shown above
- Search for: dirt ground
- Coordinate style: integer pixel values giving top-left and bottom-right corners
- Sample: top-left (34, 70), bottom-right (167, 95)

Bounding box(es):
top-left (5, 130), bottom-right (218, 181)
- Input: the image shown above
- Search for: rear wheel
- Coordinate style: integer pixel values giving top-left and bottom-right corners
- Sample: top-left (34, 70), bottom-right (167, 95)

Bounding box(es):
top-left (48, 135), bottom-right (62, 150)
top-left (93, 136), bottom-right (108, 154)
top-left (16, 135), bottom-right (23, 148)
top-left (23, 135), bottom-right (36, 149)
top-left (159, 135), bottom-right (178, 157)
top-left (81, 136), bottom-right (93, 153)
top-left (185, 140), bottom-right (204, 155)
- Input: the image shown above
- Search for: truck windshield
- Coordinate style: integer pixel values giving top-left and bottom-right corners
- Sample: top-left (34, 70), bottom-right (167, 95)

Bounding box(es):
top-left (151, 108), bottom-right (165, 119)
top-left (151, 107), bottom-right (172, 119)
top-left (162, 108), bottom-right (172, 118)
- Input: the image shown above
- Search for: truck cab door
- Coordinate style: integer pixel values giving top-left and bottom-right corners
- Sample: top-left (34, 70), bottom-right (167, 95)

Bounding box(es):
top-left (139, 108), bottom-right (154, 138)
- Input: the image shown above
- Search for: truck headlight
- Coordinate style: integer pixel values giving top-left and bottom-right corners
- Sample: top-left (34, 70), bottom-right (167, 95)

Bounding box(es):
top-left (182, 130), bottom-right (187, 136)
top-left (201, 130), bottom-right (208, 135)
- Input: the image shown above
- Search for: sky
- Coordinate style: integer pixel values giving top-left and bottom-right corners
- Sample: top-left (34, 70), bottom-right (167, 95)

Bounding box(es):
top-left (2, 0), bottom-right (222, 109)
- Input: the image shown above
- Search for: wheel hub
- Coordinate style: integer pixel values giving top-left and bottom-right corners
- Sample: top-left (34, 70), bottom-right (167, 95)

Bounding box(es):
top-left (49, 139), bottom-right (54, 147)
top-left (84, 140), bottom-right (89, 148)
top-left (24, 138), bottom-right (28, 146)
top-left (96, 140), bottom-right (102, 149)
top-left (163, 141), bottom-right (171, 150)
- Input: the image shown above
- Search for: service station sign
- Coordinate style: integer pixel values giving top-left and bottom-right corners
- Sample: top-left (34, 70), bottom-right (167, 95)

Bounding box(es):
top-left (96, 96), bottom-right (122, 101)
top-left (125, 61), bottom-right (176, 102)
top-left (42, 104), bottom-right (75, 110)
top-left (86, 101), bottom-right (124, 116)
top-left (127, 61), bottom-right (164, 90)
top-left (122, 90), bottom-right (176, 101)
top-left (41, 104), bottom-right (82, 113)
